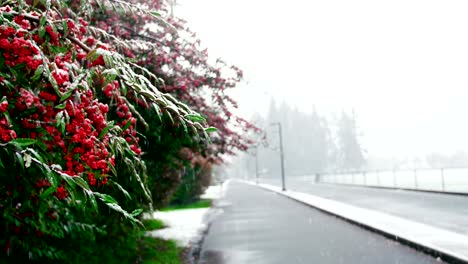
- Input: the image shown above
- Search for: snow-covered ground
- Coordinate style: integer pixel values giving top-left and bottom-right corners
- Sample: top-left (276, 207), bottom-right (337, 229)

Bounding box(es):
top-left (200, 182), bottom-right (226, 200)
top-left (146, 180), bottom-right (230, 247)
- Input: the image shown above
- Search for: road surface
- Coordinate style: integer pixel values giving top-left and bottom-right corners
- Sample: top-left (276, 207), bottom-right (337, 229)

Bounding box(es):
top-left (260, 177), bottom-right (468, 236)
top-left (199, 181), bottom-right (443, 264)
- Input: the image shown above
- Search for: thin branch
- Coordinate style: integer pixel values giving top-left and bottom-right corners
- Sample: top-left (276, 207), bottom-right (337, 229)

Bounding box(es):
top-left (102, 0), bottom-right (178, 34)
top-left (68, 36), bottom-right (91, 52)
top-left (2, 11), bottom-right (91, 52)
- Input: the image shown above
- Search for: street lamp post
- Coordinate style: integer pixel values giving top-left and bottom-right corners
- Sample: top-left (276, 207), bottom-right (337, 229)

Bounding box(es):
top-left (255, 147), bottom-right (259, 184)
top-left (251, 145), bottom-right (259, 184)
top-left (271, 122), bottom-right (286, 191)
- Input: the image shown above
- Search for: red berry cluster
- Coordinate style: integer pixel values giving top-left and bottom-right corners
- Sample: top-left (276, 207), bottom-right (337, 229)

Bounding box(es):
top-left (103, 81), bottom-right (142, 155)
top-left (35, 178), bottom-right (50, 189)
top-left (0, 13), bottom-right (141, 204)
top-left (4, 83), bottom-right (114, 188)
top-left (51, 68), bottom-right (69, 87)
top-left (0, 101), bottom-right (8, 113)
top-left (89, 45), bottom-right (109, 68)
top-left (45, 25), bottom-right (59, 45)
top-left (13, 15), bottom-right (31, 30)
top-left (62, 90), bottom-right (114, 184)
top-left (0, 116), bottom-right (16, 143)
top-left (54, 186), bottom-right (68, 200)
top-left (1, 62), bottom-right (115, 191)
top-left (0, 26), bottom-right (42, 70)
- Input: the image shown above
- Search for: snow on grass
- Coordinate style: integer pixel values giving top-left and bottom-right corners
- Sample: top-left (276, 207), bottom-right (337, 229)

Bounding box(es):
top-left (146, 180), bottom-right (230, 247)
top-left (147, 208), bottom-right (210, 247)
top-left (201, 180), bottom-right (230, 200)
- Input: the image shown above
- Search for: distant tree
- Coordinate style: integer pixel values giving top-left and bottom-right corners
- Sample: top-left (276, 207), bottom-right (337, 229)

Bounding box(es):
top-left (234, 103), bottom-right (368, 179)
top-left (258, 100), bottom-right (332, 177)
top-left (323, 116), bottom-right (339, 171)
top-left (336, 110), bottom-right (365, 170)
top-left (307, 109), bottom-right (329, 173)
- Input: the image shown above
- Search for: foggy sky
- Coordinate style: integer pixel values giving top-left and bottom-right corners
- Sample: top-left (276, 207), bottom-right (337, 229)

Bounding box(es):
top-left (176, 0), bottom-right (468, 158)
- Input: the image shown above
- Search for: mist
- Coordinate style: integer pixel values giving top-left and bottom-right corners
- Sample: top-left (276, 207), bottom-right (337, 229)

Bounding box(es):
top-left (176, 0), bottom-right (468, 173)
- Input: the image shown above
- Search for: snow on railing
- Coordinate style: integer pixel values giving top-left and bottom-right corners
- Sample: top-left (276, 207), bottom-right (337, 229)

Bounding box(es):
top-left (315, 167), bottom-right (468, 193)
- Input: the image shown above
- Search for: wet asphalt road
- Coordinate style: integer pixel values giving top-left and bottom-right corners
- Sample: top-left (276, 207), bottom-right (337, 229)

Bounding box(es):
top-left (261, 178), bottom-right (468, 235)
top-left (199, 181), bottom-right (444, 264)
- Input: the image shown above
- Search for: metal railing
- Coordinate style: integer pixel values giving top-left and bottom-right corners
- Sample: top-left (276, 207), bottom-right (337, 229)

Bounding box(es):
top-left (316, 168), bottom-right (468, 194)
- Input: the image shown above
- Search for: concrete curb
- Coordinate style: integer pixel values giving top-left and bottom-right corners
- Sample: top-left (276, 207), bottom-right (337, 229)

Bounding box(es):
top-left (189, 207), bottom-right (223, 264)
top-left (191, 180), bottom-right (231, 264)
top-left (243, 180), bottom-right (468, 264)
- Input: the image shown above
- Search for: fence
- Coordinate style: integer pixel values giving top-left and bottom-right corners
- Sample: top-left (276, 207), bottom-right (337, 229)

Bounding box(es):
top-left (317, 168), bottom-right (468, 194)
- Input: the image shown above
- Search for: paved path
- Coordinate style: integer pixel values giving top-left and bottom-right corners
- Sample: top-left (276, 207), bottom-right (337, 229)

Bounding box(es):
top-left (260, 178), bottom-right (468, 236)
top-left (199, 181), bottom-right (443, 264)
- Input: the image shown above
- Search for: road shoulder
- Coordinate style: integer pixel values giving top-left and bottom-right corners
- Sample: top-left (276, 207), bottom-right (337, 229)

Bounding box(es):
top-left (245, 180), bottom-right (468, 264)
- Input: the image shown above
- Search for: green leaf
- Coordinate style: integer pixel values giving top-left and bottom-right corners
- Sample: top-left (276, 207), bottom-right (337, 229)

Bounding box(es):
top-left (166, 105), bottom-right (180, 115)
top-left (59, 88), bottom-right (74, 102)
top-left (62, 20), bottom-right (69, 37)
top-left (180, 118), bottom-right (188, 134)
top-left (40, 186), bottom-right (57, 198)
top-left (205, 127), bottom-right (217, 133)
top-left (73, 177), bottom-right (90, 191)
top-left (103, 54), bottom-right (113, 68)
top-left (131, 209), bottom-right (143, 217)
top-left (107, 161), bottom-right (118, 176)
top-left (94, 192), bottom-right (118, 204)
top-left (166, 110), bottom-right (174, 124)
top-left (49, 45), bottom-right (68, 54)
top-left (39, 15), bottom-right (47, 27)
top-left (55, 111), bottom-right (63, 127)
top-left (99, 121), bottom-right (114, 139)
top-left (102, 68), bottom-right (118, 79)
top-left (69, 73), bottom-right (86, 90)
top-left (86, 49), bottom-right (97, 60)
top-left (203, 131), bottom-right (210, 142)
top-left (185, 114), bottom-right (206, 122)
top-left (120, 82), bottom-right (128, 95)
top-left (106, 203), bottom-right (142, 227)
top-left (1, 78), bottom-right (14, 90)
top-left (54, 102), bottom-right (67, 110)
top-left (9, 138), bottom-right (36, 148)
top-left (86, 191), bottom-right (98, 212)
top-left (65, 183), bottom-right (76, 203)
top-left (38, 27), bottom-right (46, 38)
top-left (46, 70), bottom-right (61, 95)
top-left (154, 98), bottom-right (168, 107)
top-left (45, 168), bottom-right (58, 187)
top-left (15, 152), bottom-right (24, 170)
top-left (149, 11), bottom-right (161, 17)
top-left (121, 119), bottom-right (132, 132)
top-left (31, 65), bottom-right (44, 81)
top-left (58, 172), bottom-right (76, 189)
top-left (111, 180), bottom-right (131, 200)
top-left (151, 103), bottom-right (162, 122)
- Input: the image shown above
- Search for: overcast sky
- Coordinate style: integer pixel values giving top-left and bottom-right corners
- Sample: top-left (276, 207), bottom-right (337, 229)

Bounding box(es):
top-left (176, 0), bottom-right (468, 158)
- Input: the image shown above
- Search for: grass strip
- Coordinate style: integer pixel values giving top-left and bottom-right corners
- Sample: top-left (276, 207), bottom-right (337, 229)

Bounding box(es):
top-left (161, 199), bottom-right (212, 212)
top-left (142, 219), bottom-right (166, 231)
top-left (138, 237), bottom-right (183, 264)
